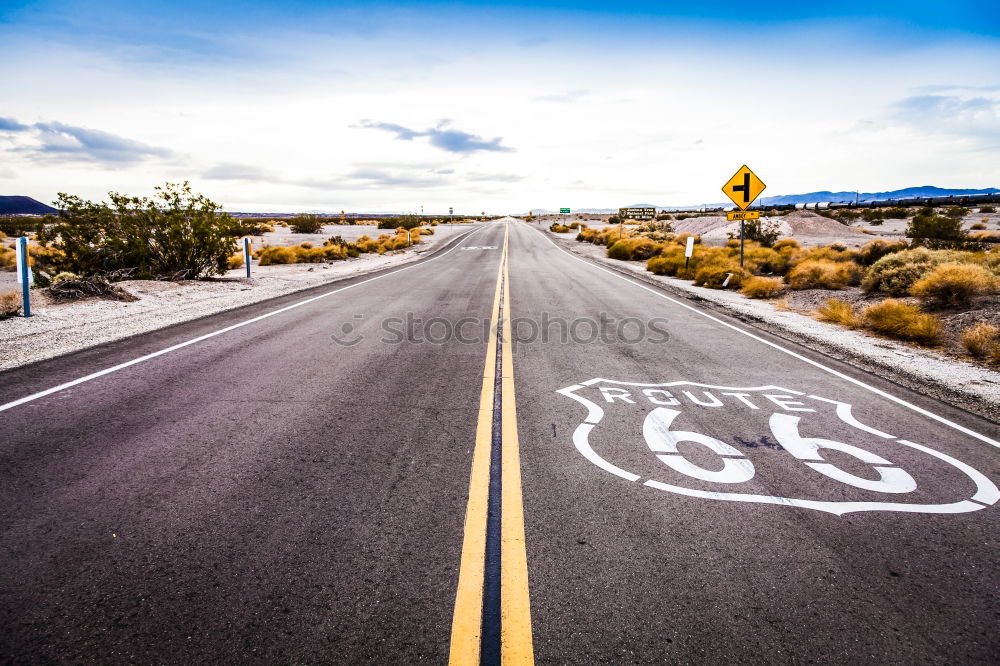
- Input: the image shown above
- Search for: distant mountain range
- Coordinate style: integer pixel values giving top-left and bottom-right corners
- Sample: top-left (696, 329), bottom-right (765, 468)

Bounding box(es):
top-left (533, 186), bottom-right (999, 214)
top-left (0, 196), bottom-right (58, 215)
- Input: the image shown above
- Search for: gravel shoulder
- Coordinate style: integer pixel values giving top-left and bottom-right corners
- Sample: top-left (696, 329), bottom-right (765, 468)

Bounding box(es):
top-left (547, 230), bottom-right (1000, 422)
top-left (0, 224), bottom-right (479, 371)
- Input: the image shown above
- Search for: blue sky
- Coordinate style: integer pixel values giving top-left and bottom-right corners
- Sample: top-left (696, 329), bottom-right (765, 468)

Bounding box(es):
top-left (1, 1), bottom-right (998, 211)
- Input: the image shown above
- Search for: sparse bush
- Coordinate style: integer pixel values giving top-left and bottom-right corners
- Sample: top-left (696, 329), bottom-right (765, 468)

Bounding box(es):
top-left (378, 215), bottom-right (422, 231)
top-left (45, 273), bottom-right (138, 302)
top-left (860, 299), bottom-right (942, 345)
top-left (694, 264), bottom-right (749, 289)
top-left (35, 182), bottom-right (242, 280)
top-left (772, 238), bottom-right (800, 252)
top-left (817, 298), bottom-right (860, 327)
top-left (607, 238), bottom-right (663, 261)
top-left (910, 263), bottom-right (996, 307)
top-left (786, 260), bottom-right (860, 290)
top-left (884, 207), bottom-right (910, 219)
top-left (858, 239), bottom-right (908, 266)
top-left (0, 244), bottom-right (15, 271)
top-left (861, 247), bottom-right (973, 295)
top-left (970, 222), bottom-right (987, 230)
top-left (289, 214), bottom-right (325, 234)
top-left (0, 291), bottom-right (20, 317)
top-left (979, 205), bottom-right (996, 213)
top-left (738, 218), bottom-right (783, 247)
top-left (550, 223), bottom-right (571, 233)
top-left (227, 253), bottom-right (245, 270)
top-left (744, 247), bottom-right (788, 274)
top-left (861, 209), bottom-right (885, 224)
top-left (741, 276), bottom-right (784, 299)
top-left (970, 230), bottom-right (1000, 243)
top-left (961, 322), bottom-right (1000, 358)
top-left (906, 207), bottom-right (968, 248)
top-left (647, 249), bottom-right (687, 277)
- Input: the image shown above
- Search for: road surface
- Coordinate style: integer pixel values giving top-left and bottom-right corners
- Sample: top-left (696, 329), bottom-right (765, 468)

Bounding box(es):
top-left (1, 219), bottom-right (997, 664)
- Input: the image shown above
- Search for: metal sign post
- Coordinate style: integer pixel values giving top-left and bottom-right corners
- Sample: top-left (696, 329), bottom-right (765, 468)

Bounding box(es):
top-left (722, 165), bottom-right (766, 269)
top-left (243, 238), bottom-right (252, 278)
top-left (15, 236), bottom-right (32, 317)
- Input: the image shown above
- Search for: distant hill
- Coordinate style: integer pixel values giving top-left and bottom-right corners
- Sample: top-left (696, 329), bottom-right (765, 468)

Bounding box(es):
top-left (758, 186), bottom-right (1000, 206)
top-left (0, 196), bottom-right (57, 215)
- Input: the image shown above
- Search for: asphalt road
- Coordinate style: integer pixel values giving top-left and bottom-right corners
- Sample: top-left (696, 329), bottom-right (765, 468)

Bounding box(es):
top-left (1, 219), bottom-right (997, 664)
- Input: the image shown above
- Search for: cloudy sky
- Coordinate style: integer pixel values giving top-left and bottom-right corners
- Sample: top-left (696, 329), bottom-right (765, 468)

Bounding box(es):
top-left (1, 1), bottom-right (998, 213)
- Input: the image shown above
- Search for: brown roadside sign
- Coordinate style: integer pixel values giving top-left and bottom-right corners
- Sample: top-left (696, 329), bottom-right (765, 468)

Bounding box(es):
top-left (722, 165), bottom-right (766, 210)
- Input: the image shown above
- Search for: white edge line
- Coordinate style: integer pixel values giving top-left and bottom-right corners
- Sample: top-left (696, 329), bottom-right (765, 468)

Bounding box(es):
top-left (525, 222), bottom-right (1000, 450)
top-left (0, 226), bottom-right (486, 412)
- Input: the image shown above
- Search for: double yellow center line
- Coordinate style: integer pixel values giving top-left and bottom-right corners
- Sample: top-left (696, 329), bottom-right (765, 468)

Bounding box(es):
top-left (449, 224), bottom-right (534, 665)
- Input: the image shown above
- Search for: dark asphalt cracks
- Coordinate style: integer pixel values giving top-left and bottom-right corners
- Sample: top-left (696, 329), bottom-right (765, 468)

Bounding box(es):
top-left (1, 219), bottom-right (998, 664)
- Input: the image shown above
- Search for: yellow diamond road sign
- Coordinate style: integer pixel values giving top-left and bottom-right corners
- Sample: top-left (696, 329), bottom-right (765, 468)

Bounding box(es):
top-left (722, 165), bottom-right (766, 210)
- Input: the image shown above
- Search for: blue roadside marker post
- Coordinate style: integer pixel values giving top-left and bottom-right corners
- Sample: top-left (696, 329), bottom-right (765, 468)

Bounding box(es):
top-left (243, 237), bottom-right (252, 278)
top-left (16, 236), bottom-right (32, 317)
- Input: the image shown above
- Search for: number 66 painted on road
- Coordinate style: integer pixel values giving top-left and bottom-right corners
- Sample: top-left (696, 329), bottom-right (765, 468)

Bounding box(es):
top-left (645, 407), bottom-right (918, 494)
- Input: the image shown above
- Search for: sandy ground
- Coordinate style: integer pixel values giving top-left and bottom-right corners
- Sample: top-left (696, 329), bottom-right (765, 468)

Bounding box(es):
top-left (0, 224), bottom-right (479, 370)
top-left (550, 232), bottom-right (1000, 421)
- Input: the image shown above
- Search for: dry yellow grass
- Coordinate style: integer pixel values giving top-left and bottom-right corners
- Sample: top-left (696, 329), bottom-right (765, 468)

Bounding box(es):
top-left (740, 276), bottom-right (784, 299)
top-left (960, 322), bottom-right (999, 358)
top-left (910, 263), bottom-right (996, 306)
top-left (860, 299), bottom-right (942, 345)
top-left (817, 298), bottom-right (860, 327)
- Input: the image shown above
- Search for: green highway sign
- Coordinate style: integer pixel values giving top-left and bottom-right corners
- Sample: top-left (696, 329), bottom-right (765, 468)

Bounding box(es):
top-left (560, 208), bottom-right (571, 214)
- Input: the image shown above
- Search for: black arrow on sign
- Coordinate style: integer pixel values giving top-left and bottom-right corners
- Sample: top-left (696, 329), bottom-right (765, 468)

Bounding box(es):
top-left (732, 171), bottom-right (751, 203)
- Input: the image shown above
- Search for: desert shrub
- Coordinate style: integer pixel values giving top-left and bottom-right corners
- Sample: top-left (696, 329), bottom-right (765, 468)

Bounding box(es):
top-left (817, 298), bottom-right (860, 327)
top-left (961, 323), bottom-right (1000, 358)
top-left (861, 247), bottom-right (973, 295)
top-left (906, 207), bottom-right (968, 248)
top-left (232, 218), bottom-right (273, 236)
top-left (672, 232), bottom-right (701, 247)
top-left (737, 218), bottom-right (782, 247)
top-left (694, 264), bottom-right (749, 288)
top-left (744, 247), bottom-right (789, 274)
top-left (943, 206), bottom-right (970, 219)
top-left (656, 213), bottom-right (672, 221)
top-left (970, 230), bottom-right (1000, 243)
top-left (833, 209), bottom-right (861, 223)
top-left (741, 276), bottom-right (784, 299)
top-left (607, 238), bottom-right (663, 261)
top-left (772, 238), bottom-right (800, 252)
top-left (45, 273), bottom-right (137, 302)
top-left (970, 222), bottom-right (987, 230)
top-left (226, 253), bottom-right (245, 269)
top-left (979, 205), bottom-right (996, 213)
top-left (910, 263), bottom-right (996, 306)
top-left (857, 239), bottom-right (908, 266)
top-left (647, 248), bottom-right (688, 277)
top-left (278, 221), bottom-right (289, 227)
top-left (0, 245), bottom-right (15, 271)
top-left (378, 215), bottom-right (422, 230)
top-left (884, 207), bottom-right (910, 219)
top-left (860, 300), bottom-right (942, 345)
top-left (550, 223), bottom-right (571, 233)
top-left (861, 209), bottom-right (885, 224)
top-left (289, 214), bottom-right (325, 234)
top-left (0, 216), bottom-right (41, 237)
top-left (35, 182), bottom-right (241, 280)
top-left (786, 259), bottom-right (860, 289)
top-left (0, 291), bottom-right (20, 317)
top-left (258, 246), bottom-right (298, 265)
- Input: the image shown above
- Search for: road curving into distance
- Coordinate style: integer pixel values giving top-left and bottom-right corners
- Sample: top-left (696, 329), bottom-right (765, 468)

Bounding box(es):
top-left (0, 218), bottom-right (997, 664)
